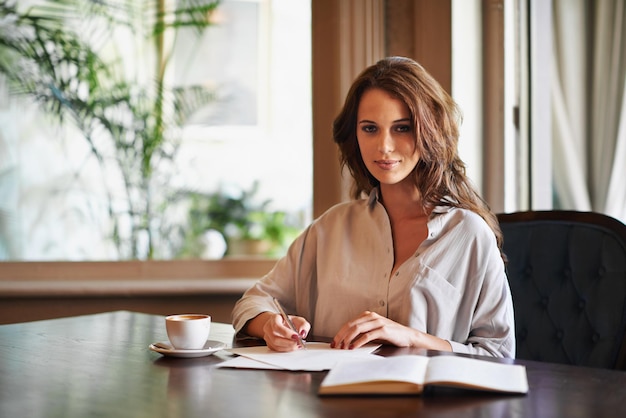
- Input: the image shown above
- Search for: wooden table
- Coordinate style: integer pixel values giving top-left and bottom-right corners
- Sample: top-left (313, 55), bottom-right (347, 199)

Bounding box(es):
top-left (1, 310), bottom-right (625, 417)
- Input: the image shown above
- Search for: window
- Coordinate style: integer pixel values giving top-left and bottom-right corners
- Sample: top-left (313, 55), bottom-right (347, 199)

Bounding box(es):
top-left (0, 0), bottom-right (312, 260)
top-left (512, 0), bottom-right (625, 222)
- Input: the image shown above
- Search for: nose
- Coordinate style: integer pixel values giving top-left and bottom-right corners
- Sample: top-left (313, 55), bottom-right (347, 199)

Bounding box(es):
top-left (377, 130), bottom-right (394, 154)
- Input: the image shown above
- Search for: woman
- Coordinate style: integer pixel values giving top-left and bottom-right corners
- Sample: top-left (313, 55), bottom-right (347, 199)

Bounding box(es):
top-left (231, 56), bottom-right (515, 358)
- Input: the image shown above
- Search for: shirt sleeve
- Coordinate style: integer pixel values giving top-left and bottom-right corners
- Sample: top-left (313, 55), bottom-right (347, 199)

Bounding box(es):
top-left (448, 265), bottom-right (516, 359)
top-left (441, 212), bottom-right (516, 358)
top-left (231, 224), bottom-right (316, 336)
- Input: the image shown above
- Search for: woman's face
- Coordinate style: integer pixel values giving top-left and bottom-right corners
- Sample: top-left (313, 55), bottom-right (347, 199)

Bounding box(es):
top-left (356, 88), bottom-right (419, 187)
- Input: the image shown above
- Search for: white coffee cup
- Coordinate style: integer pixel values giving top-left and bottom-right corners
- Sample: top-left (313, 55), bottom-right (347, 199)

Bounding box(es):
top-left (165, 314), bottom-right (211, 350)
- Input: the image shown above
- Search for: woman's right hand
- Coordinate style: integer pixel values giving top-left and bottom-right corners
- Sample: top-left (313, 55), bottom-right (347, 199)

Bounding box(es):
top-left (246, 311), bottom-right (310, 352)
top-left (263, 312), bottom-right (309, 351)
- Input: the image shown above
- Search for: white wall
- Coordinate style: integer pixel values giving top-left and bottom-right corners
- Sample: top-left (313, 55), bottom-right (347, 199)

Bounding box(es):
top-left (451, 0), bottom-right (483, 191)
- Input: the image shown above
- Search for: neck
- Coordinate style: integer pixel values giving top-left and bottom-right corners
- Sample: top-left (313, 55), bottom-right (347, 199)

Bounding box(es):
top-left (379, 183), bottom-right (428, 221)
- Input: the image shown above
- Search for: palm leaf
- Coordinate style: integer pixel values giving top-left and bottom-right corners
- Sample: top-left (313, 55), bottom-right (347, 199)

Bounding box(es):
top-left (153, 0), bottom-right (220, 36)
top-left (172, 84), bottom-right (218, 125)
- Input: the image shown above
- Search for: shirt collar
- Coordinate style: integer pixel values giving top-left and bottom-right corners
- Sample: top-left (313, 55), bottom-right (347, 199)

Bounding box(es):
top-left (367, 186), bottom-right (454, 214)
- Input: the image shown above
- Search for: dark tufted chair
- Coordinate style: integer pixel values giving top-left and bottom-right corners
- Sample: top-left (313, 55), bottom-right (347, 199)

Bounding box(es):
top-left (497, 210), bottom-right (626, 369)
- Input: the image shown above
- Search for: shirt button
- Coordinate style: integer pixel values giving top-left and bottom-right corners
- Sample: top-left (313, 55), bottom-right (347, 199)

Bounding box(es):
top-left (379, 300), bottom-right (385, 307)
top-left (395, 271), bottom-right (400, 276)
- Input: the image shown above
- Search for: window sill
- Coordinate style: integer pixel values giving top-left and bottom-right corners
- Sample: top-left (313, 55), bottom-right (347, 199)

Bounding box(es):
top-left (0, 278), bottom-right (258, 298)
top-left (0, 259), bottom-right (274, 298)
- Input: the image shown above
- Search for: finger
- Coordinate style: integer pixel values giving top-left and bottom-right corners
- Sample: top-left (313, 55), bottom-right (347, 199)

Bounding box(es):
top-left (290, 316), bottom-right (311, 339)
top-left (271, 314), bottom-right (311, 350)
top-left (275, 316), bottom-right (306, 344)
top-left (332, 312), bottom-right (379, 349)
top-left (267, 336), bottom-right (301, 352)
top-left (264, 314), bottom-right (302, 351)
top-left (348, 327), bottom-right (382, 349)
top-left (343, 313), bottom-right (385, 347)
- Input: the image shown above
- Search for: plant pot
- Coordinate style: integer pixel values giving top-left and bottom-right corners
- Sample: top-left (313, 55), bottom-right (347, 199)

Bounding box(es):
top-left (227, 238), bottom-right (273, 257)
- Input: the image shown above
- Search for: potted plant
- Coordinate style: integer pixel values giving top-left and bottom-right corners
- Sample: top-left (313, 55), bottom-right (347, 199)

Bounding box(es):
top-left (177, 182), bottom-right (300, 258)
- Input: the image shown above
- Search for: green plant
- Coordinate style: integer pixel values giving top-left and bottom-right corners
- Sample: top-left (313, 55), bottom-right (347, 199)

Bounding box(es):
top-left (0, 0), bottom-right (221, 259)
top-left (178, 182), bottom-right (300, 258)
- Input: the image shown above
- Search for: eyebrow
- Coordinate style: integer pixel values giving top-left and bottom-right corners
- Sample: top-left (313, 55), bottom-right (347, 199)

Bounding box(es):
top-left (358, 118), bottom-right (411, 124)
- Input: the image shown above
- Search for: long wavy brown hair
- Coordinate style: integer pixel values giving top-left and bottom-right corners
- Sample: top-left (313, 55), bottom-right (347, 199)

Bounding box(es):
top-left (333, 56), bottom-right (503, 252)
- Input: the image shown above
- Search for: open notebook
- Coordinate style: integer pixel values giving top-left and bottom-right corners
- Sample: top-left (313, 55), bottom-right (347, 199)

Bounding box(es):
top-left (318, 354), bottom-right (529, 395)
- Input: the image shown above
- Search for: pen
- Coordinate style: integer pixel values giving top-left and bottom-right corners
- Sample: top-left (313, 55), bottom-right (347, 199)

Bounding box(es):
top-left (272, 297), bottom-right (306, 349)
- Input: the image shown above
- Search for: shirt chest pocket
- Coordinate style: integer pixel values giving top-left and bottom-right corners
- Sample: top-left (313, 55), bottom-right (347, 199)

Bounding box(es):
top-left (405, 265), bottom-right (463, 333)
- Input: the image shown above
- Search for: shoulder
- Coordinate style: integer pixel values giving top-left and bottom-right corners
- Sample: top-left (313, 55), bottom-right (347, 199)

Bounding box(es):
top-left (313, 198), bottom-right (371, 224)
top-left (433, 206), bottom-right (488, 227)
top-left (432, 207), bottom-right (494, 242)
top-left (304, 197), bottom-right (389, 243)
top-left (315, 188), bottom-right (383, 221)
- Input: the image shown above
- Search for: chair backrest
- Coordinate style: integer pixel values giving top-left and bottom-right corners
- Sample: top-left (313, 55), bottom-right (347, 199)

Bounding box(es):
top-left (497, 210), bottom-right (626, 369)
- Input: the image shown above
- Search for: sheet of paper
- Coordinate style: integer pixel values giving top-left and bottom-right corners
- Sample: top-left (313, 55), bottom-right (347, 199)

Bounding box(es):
top-left (220, 342), bottom-right (381, 371)
top-left (214, 355), bottom-right (285, 370)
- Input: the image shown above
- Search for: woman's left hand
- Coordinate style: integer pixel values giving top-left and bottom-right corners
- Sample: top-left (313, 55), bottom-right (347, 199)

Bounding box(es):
top-left (331, 311), bottom-right (452, 351)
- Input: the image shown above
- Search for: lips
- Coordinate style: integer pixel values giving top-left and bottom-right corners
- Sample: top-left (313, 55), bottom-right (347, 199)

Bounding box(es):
top-left (375, 160), bottom-right (399, 170)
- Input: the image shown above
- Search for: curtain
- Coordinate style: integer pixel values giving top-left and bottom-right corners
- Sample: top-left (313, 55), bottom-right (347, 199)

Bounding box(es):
top-left (596, 1), bottom-right (626, 222)
top-left (551, 0), bottom-right (626, 222)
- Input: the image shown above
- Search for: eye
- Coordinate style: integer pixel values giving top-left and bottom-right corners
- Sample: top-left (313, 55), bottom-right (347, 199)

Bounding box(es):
top-left (360, 124), bottom-right (377, 133)
top-left (394, 124), bottom-right (412, 133)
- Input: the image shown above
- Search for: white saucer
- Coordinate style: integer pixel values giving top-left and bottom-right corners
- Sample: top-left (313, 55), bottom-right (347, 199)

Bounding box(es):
top-left (149, 340), bottom-right (227, 358)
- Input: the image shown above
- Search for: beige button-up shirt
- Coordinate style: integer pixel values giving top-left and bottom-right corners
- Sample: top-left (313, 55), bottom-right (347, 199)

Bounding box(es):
top-left (232, 190), bottom-right (515, 358)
